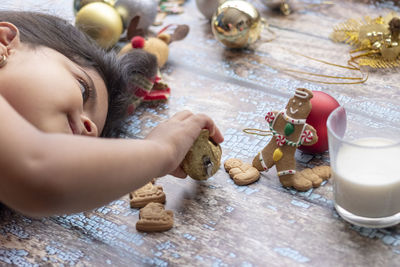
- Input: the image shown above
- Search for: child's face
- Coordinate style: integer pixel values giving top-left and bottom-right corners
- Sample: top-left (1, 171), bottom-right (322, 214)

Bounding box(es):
top-left (1, 45), bottom-right (108, 136)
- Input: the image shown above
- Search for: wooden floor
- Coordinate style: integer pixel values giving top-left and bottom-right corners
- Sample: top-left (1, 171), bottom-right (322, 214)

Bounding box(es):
top-left (1, 0), bottom-right (400, 266)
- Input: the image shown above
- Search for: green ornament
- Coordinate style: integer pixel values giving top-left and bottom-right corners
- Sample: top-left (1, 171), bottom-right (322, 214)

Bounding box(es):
top-left (284, 122), bottom-right (295, 136)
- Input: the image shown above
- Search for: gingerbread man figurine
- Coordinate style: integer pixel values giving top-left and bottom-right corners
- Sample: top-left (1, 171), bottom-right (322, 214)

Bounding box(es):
top-left (252, 88), bottom-right (319, 191)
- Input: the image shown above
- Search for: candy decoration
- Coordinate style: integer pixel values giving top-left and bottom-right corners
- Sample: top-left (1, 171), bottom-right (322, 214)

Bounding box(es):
top-left (275, 135), bottom-right (286, 146)
top-left (265, 112), bottom-right (275, 124)
top-left (300, 130), bottom-right (314, 144)
top-left (273, 148), bottom-right (283, 162)
top-left (284, 123), bottom-right (295, 136)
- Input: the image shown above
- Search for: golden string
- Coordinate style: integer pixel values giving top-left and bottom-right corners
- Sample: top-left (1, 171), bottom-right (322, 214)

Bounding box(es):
top-left (261, 19), bottom-right (277, 43)
top-left (278, 0), bottom-right (334, 16)
top-left (289, 49), bottom-right (359, 70)
top-left (243, 128), bottom-right (272, 137)
top-left (350, 47), bottom-right (371, 54)
top-left (258, 48), bottom-right (368, 85)
top-left (349, 50), bottom-right (380, 61)
top-left (303, 1), bottom-right (334, 9)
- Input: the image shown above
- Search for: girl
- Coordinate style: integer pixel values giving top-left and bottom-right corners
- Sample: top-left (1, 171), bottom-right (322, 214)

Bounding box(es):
top-left (0, 11), bottom-right (223, 217)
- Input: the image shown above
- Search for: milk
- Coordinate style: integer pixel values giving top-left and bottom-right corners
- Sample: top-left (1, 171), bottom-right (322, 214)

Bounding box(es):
top-left (333, 137), bottom-right (400, 218)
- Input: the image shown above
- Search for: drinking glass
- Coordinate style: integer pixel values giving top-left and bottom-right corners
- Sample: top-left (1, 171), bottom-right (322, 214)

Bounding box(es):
top-left (327, 99), bottom-right (400, 228)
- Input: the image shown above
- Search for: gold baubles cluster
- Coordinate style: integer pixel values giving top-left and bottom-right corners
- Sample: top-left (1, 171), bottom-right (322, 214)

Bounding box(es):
top-left (211, 0), bottom-right (263, 49)
top-left (332, 13), bottom-right (400, 68)
top-left (74, 0), bottom-right (157, 49)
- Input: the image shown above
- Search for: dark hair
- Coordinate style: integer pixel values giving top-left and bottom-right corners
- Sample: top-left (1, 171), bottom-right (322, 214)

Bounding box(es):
top-left (0, 11), bottom-right (157, 137)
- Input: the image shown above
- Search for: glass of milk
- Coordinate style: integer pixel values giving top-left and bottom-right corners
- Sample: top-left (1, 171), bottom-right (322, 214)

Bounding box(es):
top-left (327, 99), bottom-right (400, 228)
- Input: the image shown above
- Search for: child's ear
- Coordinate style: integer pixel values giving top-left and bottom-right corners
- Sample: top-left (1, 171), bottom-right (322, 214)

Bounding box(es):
top-left (0, 22), bottom-right (20, 53)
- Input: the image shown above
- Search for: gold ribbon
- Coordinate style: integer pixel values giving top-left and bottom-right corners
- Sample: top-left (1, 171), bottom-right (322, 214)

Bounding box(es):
top-left (243, 128), bottom-right (272, 137)
top-left (257, 48), bottom-right (368, 85)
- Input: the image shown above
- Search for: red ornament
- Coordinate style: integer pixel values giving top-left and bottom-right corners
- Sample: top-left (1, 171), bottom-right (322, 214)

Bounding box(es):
top-left (299, 91), bottom-right (340, 154)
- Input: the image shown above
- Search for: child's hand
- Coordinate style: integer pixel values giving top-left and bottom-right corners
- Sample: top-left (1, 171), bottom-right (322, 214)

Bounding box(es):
top-left (145, 110), bottom-right (224, 178)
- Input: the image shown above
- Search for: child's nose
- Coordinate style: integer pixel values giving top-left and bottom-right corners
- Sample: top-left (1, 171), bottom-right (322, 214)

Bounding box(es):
top-left (80, 115), bottom-right (98, 137)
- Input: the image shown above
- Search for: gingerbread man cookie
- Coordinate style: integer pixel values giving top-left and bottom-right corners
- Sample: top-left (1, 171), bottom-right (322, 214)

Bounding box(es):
top-left (228, 163), bottom-right (260, 186)
top-left (298, 166), bottom-right (331, 189)
top-left (224, 158), bottom-right (260, 186)
top-left (129, 182), bottom-right (166, 208)
top-left (252, 88), bottom-right (321, 191)
top-left (136, 202), bottom-right (174, 232)
top-left (224, 158), bottom-right (243, 172)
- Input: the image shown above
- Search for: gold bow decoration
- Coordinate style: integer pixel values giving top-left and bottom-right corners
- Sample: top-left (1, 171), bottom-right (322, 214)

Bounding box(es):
top-left (331, 12), bottom-right (400, 68)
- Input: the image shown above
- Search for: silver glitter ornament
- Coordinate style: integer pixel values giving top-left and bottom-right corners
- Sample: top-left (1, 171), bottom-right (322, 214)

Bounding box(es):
top-left (114, 0), bottom-right (158, 31)
top-left (195, 0), bottom-right (225, 20)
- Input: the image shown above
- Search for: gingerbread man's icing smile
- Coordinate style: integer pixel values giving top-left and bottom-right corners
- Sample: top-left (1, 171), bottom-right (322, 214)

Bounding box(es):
top-left (289, 107), bottom-right (299, 114)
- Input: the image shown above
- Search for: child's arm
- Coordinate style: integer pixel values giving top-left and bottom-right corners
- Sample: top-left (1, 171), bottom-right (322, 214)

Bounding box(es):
top-left (0, 95), bottom-right (223, 217)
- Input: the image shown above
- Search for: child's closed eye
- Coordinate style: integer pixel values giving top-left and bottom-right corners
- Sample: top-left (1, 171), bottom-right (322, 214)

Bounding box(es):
top-left (77, 78), bottom-right (94, 103)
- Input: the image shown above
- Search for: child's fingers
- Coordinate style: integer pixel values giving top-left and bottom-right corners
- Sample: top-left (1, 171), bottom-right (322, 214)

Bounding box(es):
top-left (170, 110), bottom-right (193, 121)
top-left (187, 114), bottom-right (224, 144)
top-left (210, 125), bottom-right (224, 144)
top-left (170, 167), bottom-right (187, 178)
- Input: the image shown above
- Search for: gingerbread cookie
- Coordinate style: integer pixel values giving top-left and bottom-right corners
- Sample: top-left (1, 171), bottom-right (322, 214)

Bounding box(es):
top-left (297, 166), bottom-right (331, 189)
top-left (252, 88), bottom-right (320, 191)
top-left (229, 163), bottom-right (260, 186)
top-left (224, 158), bottom-right (243, 172)
top-left (311, 165), bottom-right (331, 180)
top-left (182, 129), bottom-right (222, 180)
top-left (136, 203), bottom-right (174, 232)
top-left (129, 182), bottom-right (166, 208)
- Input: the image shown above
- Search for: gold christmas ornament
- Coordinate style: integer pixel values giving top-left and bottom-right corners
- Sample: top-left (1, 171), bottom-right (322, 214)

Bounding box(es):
top-left (261, 0), bottom-right (291, 16)
top-left (332, 12), bottom-right (400, 68)
top-left (182, 129), bottom-right (222, 181)
top-left (73, 0), bottom-right (116, 13)
top-left (211, 0), bottom-right (263, 49)
top-left (75, 2), bottom-right (123, 49)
